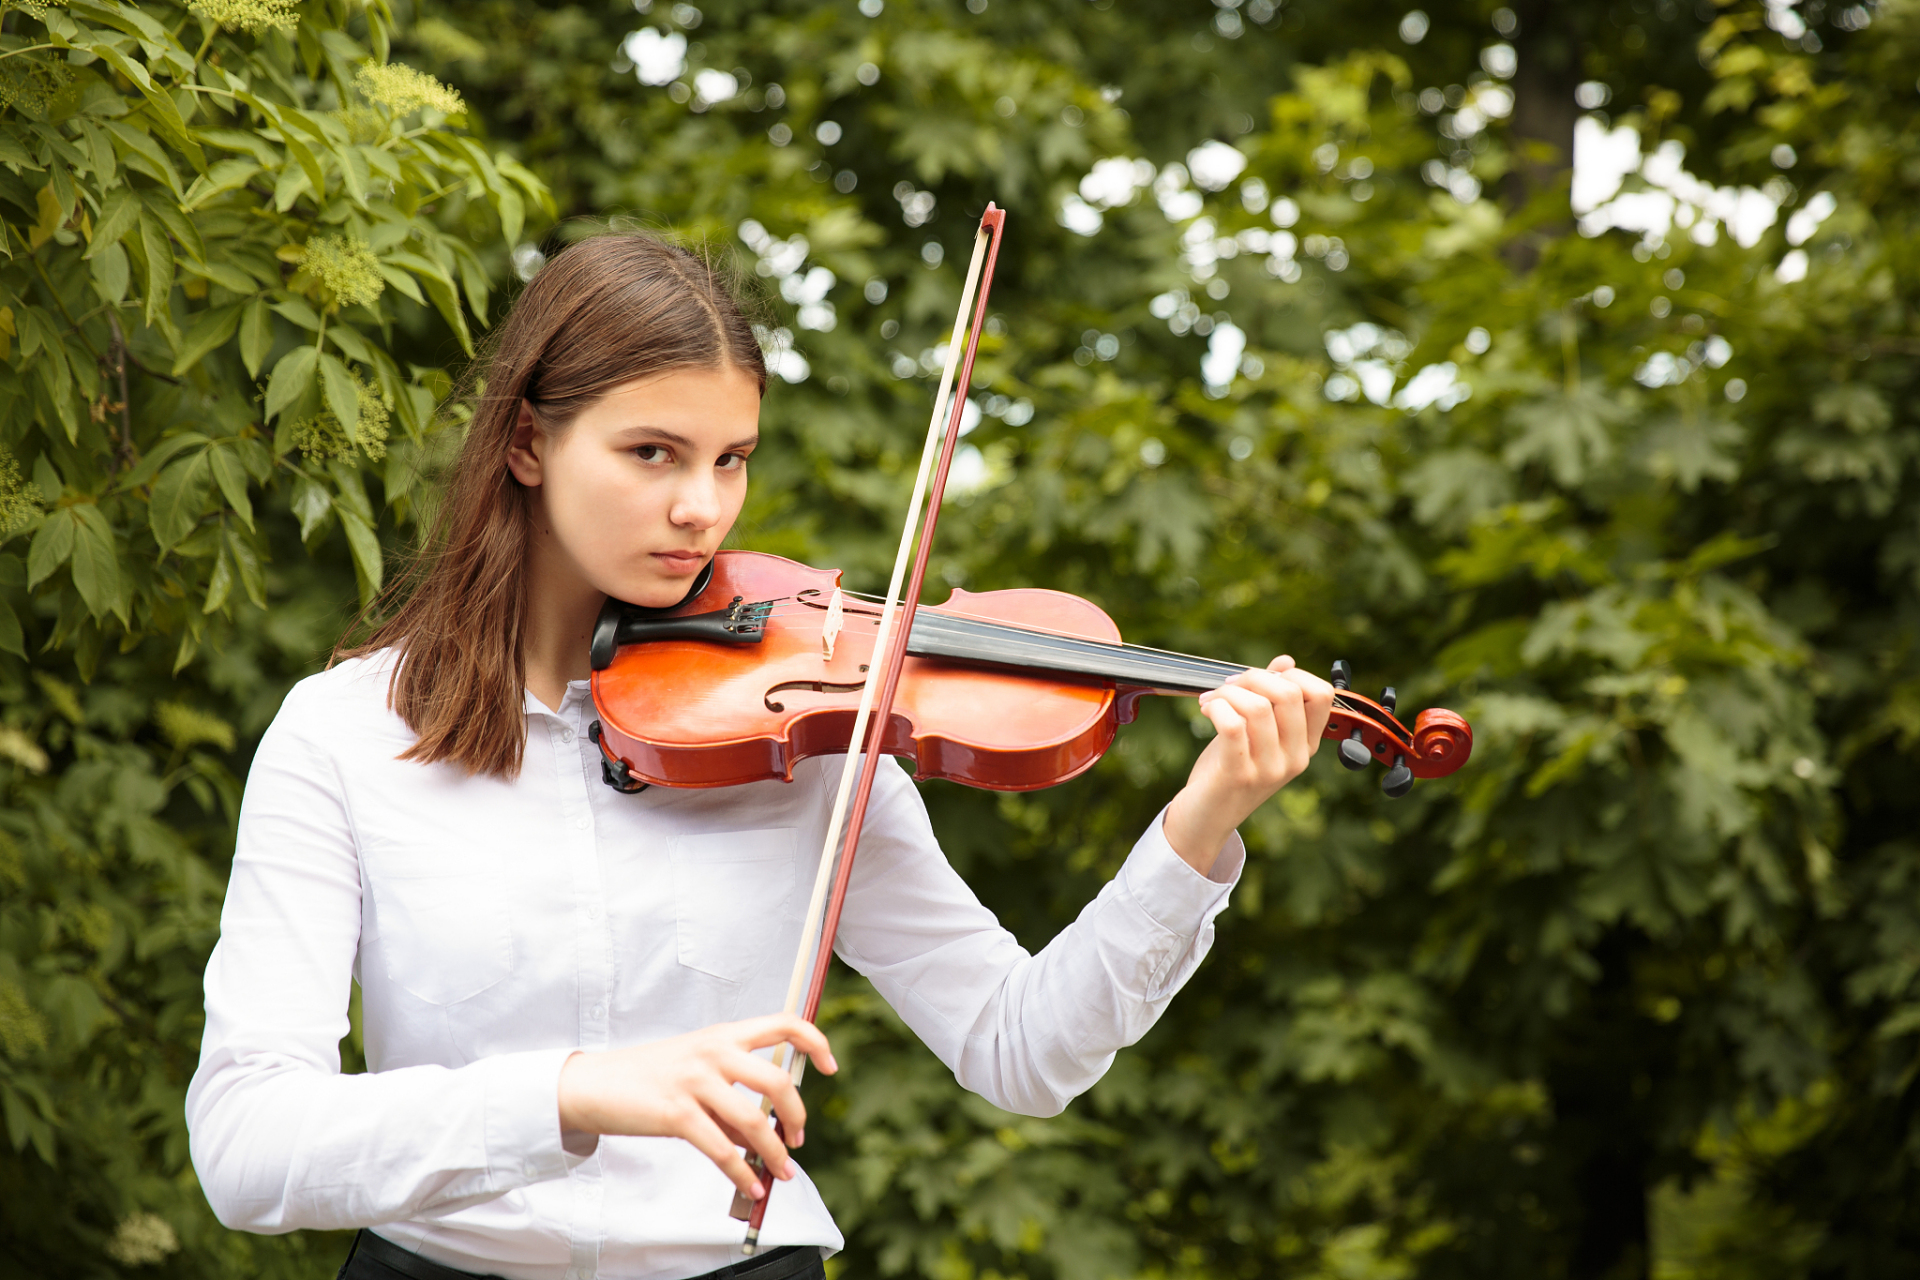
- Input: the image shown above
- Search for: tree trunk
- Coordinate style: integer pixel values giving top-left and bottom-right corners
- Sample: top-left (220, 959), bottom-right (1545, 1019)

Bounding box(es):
top-left (1502, 0), bottom-right (1582, 267)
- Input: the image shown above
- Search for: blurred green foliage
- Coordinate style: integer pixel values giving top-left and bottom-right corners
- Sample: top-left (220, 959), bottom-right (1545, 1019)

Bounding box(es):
top-left (3, 0), bottom-right (1918, 1278)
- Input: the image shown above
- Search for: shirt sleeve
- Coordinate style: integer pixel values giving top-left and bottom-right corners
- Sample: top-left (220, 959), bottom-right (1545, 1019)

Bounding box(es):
top-left (184, 680), bottom-right (592, 1234)
top-left (831, 760), bottom-right (1243, 1118)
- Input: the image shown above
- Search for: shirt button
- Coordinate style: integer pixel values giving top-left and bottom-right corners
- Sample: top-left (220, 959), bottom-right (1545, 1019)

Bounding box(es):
top-left (560, 726), bottom-right (575, 743)
top-left (592, 1004), bottom-right (606, 1019)
top-left (575, 815), bottom-right (590, 830)
top-left (586, 903), bottom-right (600, 920)
top-left (523, 1161), bottom-right (538, 1177)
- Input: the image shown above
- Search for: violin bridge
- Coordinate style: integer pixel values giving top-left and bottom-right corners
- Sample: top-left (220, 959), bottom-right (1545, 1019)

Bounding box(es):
top-left (822, 587), bottom-right (844, 662)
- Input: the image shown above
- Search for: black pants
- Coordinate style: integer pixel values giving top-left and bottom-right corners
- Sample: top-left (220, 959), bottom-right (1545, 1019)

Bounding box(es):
top-left (338, 1229), bottom-right (826, 1280)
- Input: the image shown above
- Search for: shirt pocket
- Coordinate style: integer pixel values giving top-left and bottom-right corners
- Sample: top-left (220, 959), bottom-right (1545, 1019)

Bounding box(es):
top-left (669, 828), bottom-right (799, 985)
top-left (366, 845), bottom-right (516, 1006)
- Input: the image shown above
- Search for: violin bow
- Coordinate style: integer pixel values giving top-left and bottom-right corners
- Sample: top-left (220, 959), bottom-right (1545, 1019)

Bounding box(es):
top-left (733, 205), bottom-right (1009, 1252)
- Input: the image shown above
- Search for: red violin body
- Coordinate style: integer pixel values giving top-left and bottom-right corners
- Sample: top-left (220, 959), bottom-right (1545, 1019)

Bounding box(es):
top-left (589, 550), bottom-right (1473, 795)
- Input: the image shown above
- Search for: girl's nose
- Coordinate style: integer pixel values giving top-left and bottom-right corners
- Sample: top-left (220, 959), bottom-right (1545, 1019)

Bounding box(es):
top-left (668, 473), bottom-right (722, 530)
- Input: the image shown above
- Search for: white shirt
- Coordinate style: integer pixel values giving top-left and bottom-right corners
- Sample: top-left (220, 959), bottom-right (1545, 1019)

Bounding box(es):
top-left (186, 651), bottom-right (1243, 1280)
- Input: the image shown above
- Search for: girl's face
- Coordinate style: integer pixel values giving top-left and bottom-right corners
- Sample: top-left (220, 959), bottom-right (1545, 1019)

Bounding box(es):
top-left (508, 364), bottom-right (763, 609)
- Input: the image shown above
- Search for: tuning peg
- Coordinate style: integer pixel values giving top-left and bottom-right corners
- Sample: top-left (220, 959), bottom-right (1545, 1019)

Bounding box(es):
top-left (1381, 754), bottom-right (1414, 799)
top-left (1339, 727), bottom-right (1371, 770)
top-left (1331, 659), bottom-right (1352, 690)
top-left (1380, 686), bottom-right (1396, 715)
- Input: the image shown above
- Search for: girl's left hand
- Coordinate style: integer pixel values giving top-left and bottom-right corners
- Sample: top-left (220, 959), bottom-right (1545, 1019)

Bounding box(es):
top-left (1161, 656), bottom-right (1335, 874)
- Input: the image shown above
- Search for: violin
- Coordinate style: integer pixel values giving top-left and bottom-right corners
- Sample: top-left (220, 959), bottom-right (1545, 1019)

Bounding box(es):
top-left (582, 204), bottom-right (1470, 1253)
top-left (586, 550), bottom-right (1472, 798)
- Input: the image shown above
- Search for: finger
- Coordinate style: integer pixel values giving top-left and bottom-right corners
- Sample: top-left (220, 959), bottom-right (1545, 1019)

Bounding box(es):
top-left (680, 1110), bottom-right (769, 1200)
top-left (731, 1015), bottom-right (838, 1075)
top-left (723, 1047), bottom-right (803, 1099)
top-left (1216, 679), bottom-right (1293, 775)
top-left (1266, 654), bottom-right (1298, 674)
top-left (698, 1083), bottom-right (796, 1181)
top-left (722, 1051), bottom-right (811, 1149)
top-left (1198, 691), bottom-right (1249, 745)
top-left (1255, 675), bottom-right (1312, 776)
top-left (1286, 668), bottom-right (1336, 743)
top-left (1255, 669), bottom-right (1329, 767)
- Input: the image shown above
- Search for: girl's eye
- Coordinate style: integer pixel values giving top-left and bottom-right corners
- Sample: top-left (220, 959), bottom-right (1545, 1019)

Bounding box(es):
top-left (717, 452), bottom-right (748, 471)
top-left (634, 445), bottom-right (669, 463)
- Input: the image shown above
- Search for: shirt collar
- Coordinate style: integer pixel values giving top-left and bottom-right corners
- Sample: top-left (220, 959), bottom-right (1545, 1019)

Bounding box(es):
top-left (522, 680), bottom-right (593, 718)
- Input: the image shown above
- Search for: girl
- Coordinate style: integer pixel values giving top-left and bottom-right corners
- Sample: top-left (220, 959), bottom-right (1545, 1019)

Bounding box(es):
top-left (186, 233), bottom-right (1334, 1280)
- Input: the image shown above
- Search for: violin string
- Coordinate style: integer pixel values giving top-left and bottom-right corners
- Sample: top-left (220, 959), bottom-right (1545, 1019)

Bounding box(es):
top-left (745, 593), bottom-right (1251, 671)
top-left (739, 595), bottom-right (1250, 677)
top-left (736, 602), bottom-right (1251, 691)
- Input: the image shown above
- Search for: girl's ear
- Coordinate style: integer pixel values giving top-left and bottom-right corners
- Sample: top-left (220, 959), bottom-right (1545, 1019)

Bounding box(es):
top-left (505, 400), bottom-right (543, 487)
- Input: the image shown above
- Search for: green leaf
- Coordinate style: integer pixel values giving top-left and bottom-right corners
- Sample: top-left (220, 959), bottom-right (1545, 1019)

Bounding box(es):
top-left (208, 447), bottom-right (253, 531)
top-left (382, 249), bottom-right (454, 287)
top-left (336, 142), bottom-right (369, 206)
top-left (497, 186), bottom-right (524, 248)
top-left (88, 45), bottom-right (206, 173)
top-left (170, 303), bottom-right (245, 377)
top-left (239, 296), bottom-right (272, 379)
top-left (328, 458), bottom-right (374, 523)
top-left (272, 162), bottom-right (310, 213)
top-left (46, 163), bottom-right (76, 221)
top-left (105, 120), bottom-right (182, 197)
top-left (375, 262), bottom-right (426, 305)
top-left (319, 352), bottom-right (360, 442)
top-left (67, 505), bottom-right (122, 621)
top-left (264, 345), bottom-right (319, 424)
top-left (270, 297), bottom-right (324, 332)
top-left (338, 508), bottom-right (383, 603)
top-left (142, 191), bottom-right (205, 264)
top-left (196, 128), bottom-right (279, 166)
top-left (119, 432), bottom-right (209, 492)
top-left (75, 120), bottom-right (115, 186)
top-left (181, 259), bottom-right (258, 294)
top-left (183, 158), bottom-right (262, 211)
top-left (137, 211), bottom-right (174, 330)
top-left (326, 323), bottom-right (375, 365)
top-left (25, 509), bottom-right (74, 588)
top-left (88, 241), bottom-right (129, 305)
top-left (420, 271), bottom-right (473, 356)
top-left (84, 188), bottom-right (138, 258)
top-left (291, 473), bottom-right (333, 543)
top-left (280, 132), bottom-right (326, 205)
top-left (202, 541), bottom-right (232, 614)
top-left (0, 131), bottom-right (37, 170)
top-left (455, 246), bottom-right (488, 324)
top-left (226, 527), bottom-right (266, 608)
top-left (147, 451), bottom-right (212, 553)
top-left (0, 596), bottom-right (22, 659)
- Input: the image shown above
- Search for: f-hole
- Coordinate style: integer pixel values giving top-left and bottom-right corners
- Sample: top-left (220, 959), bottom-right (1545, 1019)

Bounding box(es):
top-left (765, 679), bottom-right (868, 713)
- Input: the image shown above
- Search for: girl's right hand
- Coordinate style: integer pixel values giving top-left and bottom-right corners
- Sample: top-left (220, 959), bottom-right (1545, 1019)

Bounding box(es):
top-left (556, 1014), bottom-right (837, 1201)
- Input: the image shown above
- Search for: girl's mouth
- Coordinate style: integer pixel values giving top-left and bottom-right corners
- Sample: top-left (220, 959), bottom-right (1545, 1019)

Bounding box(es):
top-left (651, 551), bottom-right (708, 573)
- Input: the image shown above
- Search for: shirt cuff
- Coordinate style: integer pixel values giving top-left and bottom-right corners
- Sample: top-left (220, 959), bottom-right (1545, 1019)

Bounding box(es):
top-left (478, 1047), bottom-right (597, 1187)
top-left (1117, 805), bottom-right (1244, 937)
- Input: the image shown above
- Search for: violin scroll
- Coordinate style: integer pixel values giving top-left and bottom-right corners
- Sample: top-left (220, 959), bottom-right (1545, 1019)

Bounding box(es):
top-left (1321, 659), bottom-right (1473, 798)
top-left (1412, 708), bottom-right (1473, 774)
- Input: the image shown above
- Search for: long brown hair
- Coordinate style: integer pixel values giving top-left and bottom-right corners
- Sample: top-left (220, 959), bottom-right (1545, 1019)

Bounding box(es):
top-left (340, 232), bottom-right (768, 778)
